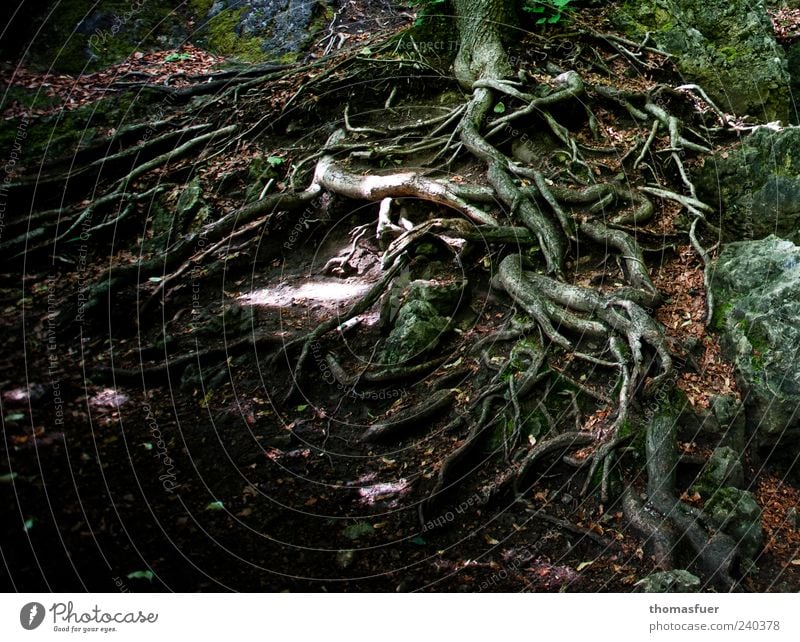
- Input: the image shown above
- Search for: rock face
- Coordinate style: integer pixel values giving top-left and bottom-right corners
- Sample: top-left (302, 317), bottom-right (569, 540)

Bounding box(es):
top-left (616, 0), bottom-right (790, 122)
top-left (198, 0), bottom-right (327, 60)
top-left (696, 128), bottom-right (800, 243)
top-left (18, 0), bottom-right (329, 73)
top-left (711, 236), bottom-right (800, 449)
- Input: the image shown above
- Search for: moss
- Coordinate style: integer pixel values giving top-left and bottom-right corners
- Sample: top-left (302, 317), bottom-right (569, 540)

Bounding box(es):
top-left (710, 300), bottom-right (733, 331)
top-left (188, 0), bottom-right (215, 17)
top-left (0, 91), bottom-right (160, 168)
top-left (486, 416), bottom-right (515, 452)
top-left (719, 46), bottom-right (740, 63)
top-left (199, 8), bottom-right (268, 62)
top-left (0, 85), bottom-right (62, 111)
top-left (25, 1), bottom-right (184, 73)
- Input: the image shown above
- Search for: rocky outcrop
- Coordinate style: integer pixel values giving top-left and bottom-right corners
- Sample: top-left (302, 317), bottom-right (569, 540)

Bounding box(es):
top-left (194, 0), bottom-right (329, 61)
top-left (711, 236), bottom-right (800, 450)
top-left (616, 0), bottom-right (790, 122)
top-left (18, 0), bottom-right (330, 73)
top-left (695, 127), bottom-right (800, 243)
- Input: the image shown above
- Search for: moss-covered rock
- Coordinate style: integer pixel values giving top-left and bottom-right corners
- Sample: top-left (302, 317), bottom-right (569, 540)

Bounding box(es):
top-left (381, 299), bottom-right (449, 365)
top-left (704, 486), bottom-right (763, 561)
top-left (695, 127), bottom-right (800, 243)
top-left (194, 0), bottom-right (331, 62)
top-left (0, 91), bottom-right (161, 170)
top-left (711, 235), bottom-right (800, 449)
top-left (12, 1), bottom-right (331, 72)
top-left (693, 446), bottom-right (745, 496)
top-left (23, 0), bottom-right (191, 73)
top-left (635, 569), bottom-right (701, 592)
top-left (615, 0), bottom-right (790, 122)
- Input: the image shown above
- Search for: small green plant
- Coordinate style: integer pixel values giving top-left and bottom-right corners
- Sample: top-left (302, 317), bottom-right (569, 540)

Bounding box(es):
top-left (409, 0), bottom-right (448, 27)
top-left (523, 0), bottom-right (573, 25)
top-left (163, 52), bottom-right (192, 62)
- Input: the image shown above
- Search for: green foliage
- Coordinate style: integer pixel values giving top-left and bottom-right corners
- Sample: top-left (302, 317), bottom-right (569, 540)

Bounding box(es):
top-left (163, 52), bottom-right (193, 63)
top-left (343, 522), bottom-right (375, 540)
top-left (405, 0), bottom-right (449, 28)
top-left (523, 0), bottom-right (574, 25)
top-left (126, 570), bottom-right (155, 582)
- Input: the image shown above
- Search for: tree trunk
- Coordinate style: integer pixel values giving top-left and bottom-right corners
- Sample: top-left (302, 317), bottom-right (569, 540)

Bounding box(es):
top-left (452, 0), bottom-right (515, 87)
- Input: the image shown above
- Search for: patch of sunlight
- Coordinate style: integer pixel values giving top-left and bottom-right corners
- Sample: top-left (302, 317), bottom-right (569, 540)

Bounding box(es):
top-left (89, 388), bottom-right (129, 409)
top-left (239, 279), bottom-right (373, 308)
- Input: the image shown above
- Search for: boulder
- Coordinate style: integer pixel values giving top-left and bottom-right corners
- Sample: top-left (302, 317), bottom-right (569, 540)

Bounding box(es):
top-left (381, 279), bottom-right (463, 366)
top-left (711, 236), bottom-right (800, 449)
top-left (709, 394), bottom-right (747, 453)
top-left (381, 299), bottom-right (449, 366)
top-left (704, 486), bottom-right (763, 561)
top-left (616, 0), bottom-right (790, 122)
top-left (695, 127), bottom-right (800, 243)
top-left (694, 446), bottom-right (745, 495)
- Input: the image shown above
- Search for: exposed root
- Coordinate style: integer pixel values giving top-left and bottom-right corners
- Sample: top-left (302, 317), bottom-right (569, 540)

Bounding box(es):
top-left (277, 253), bottom-right (409, 401)
top-left (514, 431), bottom-right (595, 495)
top-left (360, 389), bottom-right (456, 442)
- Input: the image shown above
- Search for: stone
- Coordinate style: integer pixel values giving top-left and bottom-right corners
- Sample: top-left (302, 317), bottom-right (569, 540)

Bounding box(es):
top-left (704, 487), bottom-right (763, 561)
top-left (380, 279), bottom-right (463, 365)
top-left (198, 0), bottom-right (329, 60)
top-left (615, 0), bottom-right (790, 122)
top-left (694, 446), bottom-right (745, 495)
top-left (635, 569), bottom-right (701, 592)
top-left (176, 178), bottom-right (203, 221)
top-left (381, 299), bottom-right (449, 366)
top-left (143, 201), bottom-right (177, 253)
top-left (695, 128), bottom-right (800, 243)
top-left (711, 236), bottom-right (800, 449)
top-left (406, 279), bottom-right (464, 316)
top-left (710, 394), bottom-right (747, 453)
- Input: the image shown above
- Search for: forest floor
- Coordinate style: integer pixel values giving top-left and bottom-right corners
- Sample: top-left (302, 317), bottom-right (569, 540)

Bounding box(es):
top-left (2, 1), bottom-right (800, 592)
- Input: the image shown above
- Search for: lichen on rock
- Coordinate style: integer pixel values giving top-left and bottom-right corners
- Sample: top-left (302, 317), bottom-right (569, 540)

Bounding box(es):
top-left (616, 0), bottom-right (790, 122)
top-left (711, 235), bottom-right (800, 451)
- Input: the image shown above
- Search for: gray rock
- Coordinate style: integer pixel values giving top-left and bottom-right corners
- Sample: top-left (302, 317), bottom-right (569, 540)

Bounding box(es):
top-left (711, 236), bottom-right (800, 449)
top-left (635, 569), bottom-right (701, 592)
top-left (209, 0), bottom-right (326, 58)
top-left (615, 0), bottom-right (790, 122)
top-left (695, 128), bottom-right (800, 243)
top-left (704, 487), bottom-right (763, 561)
top-left (406, 279), bottom-right (464, 316)
top-left (143, 201), bottom-right (177, 253)
top-left (176, 177), bottom-right (203, 222)
top-left (695, 446), bottom-right (745, 494)
top-left (710, 394), bottom-right (747, 452)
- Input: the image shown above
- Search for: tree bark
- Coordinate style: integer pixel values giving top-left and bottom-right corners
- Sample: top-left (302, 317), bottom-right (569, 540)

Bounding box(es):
top-left (452, 0), bottom-right (515, 87)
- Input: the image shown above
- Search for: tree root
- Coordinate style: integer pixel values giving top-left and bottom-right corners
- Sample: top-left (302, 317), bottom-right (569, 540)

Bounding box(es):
top-left (514, 431), bottom-right (595, 495)
top-left (360, 389), bottom-right (455, 442)
top-left (89, 331), bottom-right (287, 386)
top-left (314, 154), bottom-right (498, 226)
top-left (277, 254), bottom-right (409, 401)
